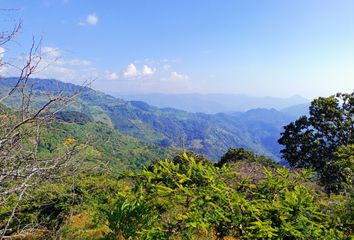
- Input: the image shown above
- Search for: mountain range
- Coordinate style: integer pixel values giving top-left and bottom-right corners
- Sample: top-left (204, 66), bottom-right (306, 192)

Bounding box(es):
top-left (0, 77), bottom-right (309, 162)
top-left (112, 92), bottom-right (309, 114)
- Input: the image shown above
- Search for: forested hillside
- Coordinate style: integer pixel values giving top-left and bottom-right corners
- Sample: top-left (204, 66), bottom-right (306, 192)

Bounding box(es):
top-left (0, 77), bottom-right (298, 161)
top-left (44, 111), bottom-right (175, 171)
top-left (0, 74), bottom-right (352, 239)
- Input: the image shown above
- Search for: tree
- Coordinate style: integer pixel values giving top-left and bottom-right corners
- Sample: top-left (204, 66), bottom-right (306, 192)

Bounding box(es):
top-left (0, 17), bottom-right (87, 238)
top-left (278, 92), bottom-right (354, 192)
top-left (322, 145), bottom-right (354, 192)
top-left (216, 147), bottom-right (278, 168)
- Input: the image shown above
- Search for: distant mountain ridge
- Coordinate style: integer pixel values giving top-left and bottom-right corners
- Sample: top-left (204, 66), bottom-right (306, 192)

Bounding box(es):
top-left (280, 103), bottom-right (310, 117)
top-left (112, 92), bottom-right (309, 114)
top-left (0, 77), bottom-right (307, 162)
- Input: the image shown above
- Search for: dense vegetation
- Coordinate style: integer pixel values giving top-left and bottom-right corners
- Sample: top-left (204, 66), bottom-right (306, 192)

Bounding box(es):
top-left (0, 71), bottom-right (353, 239)
top-left (1, 149), bottom-right (353, 239)
top-left (279, 92), bottom-right (354, 193)
top-left (45, 111), bottom-right (175, 171)
top-left (103, 152), bottom-right (352, 239)
top-left (0, 77), bottom-right (298, 161)
top-left (0, 69), bottom-right (352, 239)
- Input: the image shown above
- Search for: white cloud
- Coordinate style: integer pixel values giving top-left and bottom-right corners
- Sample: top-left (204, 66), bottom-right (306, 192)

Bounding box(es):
top-left (8, 51), bottom-right (193, 93)
top-left (123, 63), bottom-right (156, 79)
top-left (142, 65), bottom-right (156, 76)
top-left (13, 46), bottom-right (97, 84)
top-left (63, 59), bottom-right (91, 66)
top-left (0, 47), bottom-right (5, 59)
top-left (117, 61), bottom-right (192, 93)
top-left (162, 64), bottom-right (171, 71)
top-left (41, 46), bottom-right (61, 58)
top-left (105, 71), bottom-right (118, 80)
top-left (2, 45), bottom-right (117, 88)
top-left (86, 13), bottom-right (98, 26)
top-left (123, 64), bottom-right (138, 78)
top-left (170, 71), bottom-right (189, 81)
top-left (0, 47), bottom-right (7, 76)
top-left (39, 65), bottom-right (97, 81)
top-left (40, 46), bottom-right (91, 67)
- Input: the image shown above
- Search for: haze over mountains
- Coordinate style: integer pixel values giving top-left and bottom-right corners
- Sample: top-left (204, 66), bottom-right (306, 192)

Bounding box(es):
top-left (0, 77), bottom-right (309, 162)
top-left (113, 93), bottom-right (309, 114)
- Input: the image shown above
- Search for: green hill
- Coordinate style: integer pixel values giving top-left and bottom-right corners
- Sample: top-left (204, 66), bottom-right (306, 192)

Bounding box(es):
top-left (40, 111), bottom-right (175, 172)
top-left (0, 77), bottom-right (299, 161)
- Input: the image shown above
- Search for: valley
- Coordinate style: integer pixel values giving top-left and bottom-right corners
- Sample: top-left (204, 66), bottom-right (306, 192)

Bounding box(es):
top-left (0, 77), bottom-right (306, 162)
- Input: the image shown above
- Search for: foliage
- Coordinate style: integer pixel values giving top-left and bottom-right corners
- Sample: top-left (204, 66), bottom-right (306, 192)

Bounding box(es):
top-left (322, 145), bottom-right (354, 193)
top-left (1, 144), bottom-right (353, 239)
top-left (0, 90), bottom-right (84, 237)
top-left (55, 111), bottom-right (93, 125)
top-left (217, 147), bottom-right (279, 168)
top-left (38, 120), bottom-right (175, 172)
top-left (0, 174), bottom-right (125, 239)
top-left (279, 92), bottom-right (354, 192)
top-left (105, 196), bottom-right (157, 240)
top-left (105, 153), bottom-right (352, 239)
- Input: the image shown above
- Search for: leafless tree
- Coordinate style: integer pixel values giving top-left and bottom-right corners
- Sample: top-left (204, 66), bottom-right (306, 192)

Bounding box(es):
top-left (0, 18), bottom-right (88, 239)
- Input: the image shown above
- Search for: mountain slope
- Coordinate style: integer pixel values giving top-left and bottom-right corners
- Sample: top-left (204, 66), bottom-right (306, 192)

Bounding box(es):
top-left (41, 111), bottom-right (175, 171)
top-left (0, 77), bottom-right (300, 161)
top-left (231, 108), bottom-right (295, 159)
top-left (280, 103), bottom-right (310, 117)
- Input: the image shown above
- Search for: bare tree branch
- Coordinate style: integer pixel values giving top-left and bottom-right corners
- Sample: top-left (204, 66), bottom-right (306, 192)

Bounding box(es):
top-left (0, 18), bottom-right (90, 239)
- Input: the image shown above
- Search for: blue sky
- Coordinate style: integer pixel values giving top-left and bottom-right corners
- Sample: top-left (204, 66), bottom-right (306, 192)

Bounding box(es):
top-left (1, 0), bottom-right (354, 98)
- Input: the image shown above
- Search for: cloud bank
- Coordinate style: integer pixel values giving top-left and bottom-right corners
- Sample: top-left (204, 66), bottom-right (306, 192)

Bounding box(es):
top-left (1, 45), bottom-right (192, 93)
